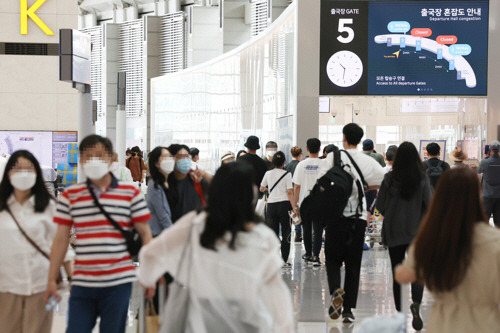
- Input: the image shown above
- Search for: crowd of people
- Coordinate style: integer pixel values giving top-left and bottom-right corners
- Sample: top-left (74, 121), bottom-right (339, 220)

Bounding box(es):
top-left (1, 124), bottom-right (500, 332)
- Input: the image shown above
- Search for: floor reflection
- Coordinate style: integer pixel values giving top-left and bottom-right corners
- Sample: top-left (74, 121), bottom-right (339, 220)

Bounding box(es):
top-left (284, 241), bottom-right (432, 333)
top-left (51, 239), bottom-right (432, 333)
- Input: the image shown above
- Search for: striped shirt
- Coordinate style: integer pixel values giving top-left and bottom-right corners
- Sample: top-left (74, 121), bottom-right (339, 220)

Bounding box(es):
top-left (54, 175), bottom-right (151, 287)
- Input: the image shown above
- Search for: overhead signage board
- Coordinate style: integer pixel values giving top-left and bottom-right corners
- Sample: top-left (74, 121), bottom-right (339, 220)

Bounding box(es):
top-left (320, 0), bottom-right (489, 96)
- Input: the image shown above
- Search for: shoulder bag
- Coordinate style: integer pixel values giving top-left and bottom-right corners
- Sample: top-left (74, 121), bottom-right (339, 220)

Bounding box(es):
top-left (269, 171), bottom-right (289, 194)
top-left (86, 180), bottom-right (142, 256)
top-left (7, 207), bottom-right (63, 284)
top-left (255, 171), bottom-right (289, 218)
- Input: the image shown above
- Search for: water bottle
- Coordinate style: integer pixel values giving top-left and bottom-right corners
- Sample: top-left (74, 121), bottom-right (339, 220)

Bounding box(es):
top-left (45, 295), bottom-right (59, 311)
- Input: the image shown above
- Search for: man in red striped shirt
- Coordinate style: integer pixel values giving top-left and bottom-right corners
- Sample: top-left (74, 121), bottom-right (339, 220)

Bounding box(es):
top-left (45, 135), bottom-right (153, 333)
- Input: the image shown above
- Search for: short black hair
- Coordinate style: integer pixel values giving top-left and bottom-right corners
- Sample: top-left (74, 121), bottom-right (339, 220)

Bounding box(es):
top-left (189, 147), bottom-right (200, 158)
top-left (323, 144), bottom-right (338, 155)
top-left (79, 135), bottom-right (113, 155)
top-left (386, 147), bottom-right (396, 162)
top-left (272, 151), bottom-right (286, 168)
top-left (236, 150), bottom-right (247, 159)
top-left (126, 149), bottom-right (133, 155)
top-left (426, 143), bottom-right (441, 156)
top-left (306, 138), bottom-right (321, 154)
top-left (343, 123), bottom-right (364, 146)
top-left (168, 144), bottom-right (190, 156)
top-left (266, 141), bottom-right (278, 149)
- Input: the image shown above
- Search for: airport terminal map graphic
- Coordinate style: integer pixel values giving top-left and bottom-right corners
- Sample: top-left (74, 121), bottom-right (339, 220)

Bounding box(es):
top-left (320, 0), bottom-right (489, 96)
top-left (0, 132), bottom-right (53, 166)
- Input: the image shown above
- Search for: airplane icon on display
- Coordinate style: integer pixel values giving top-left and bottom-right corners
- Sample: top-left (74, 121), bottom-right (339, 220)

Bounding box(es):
top-left (374, 34), bottom-right (477, 88)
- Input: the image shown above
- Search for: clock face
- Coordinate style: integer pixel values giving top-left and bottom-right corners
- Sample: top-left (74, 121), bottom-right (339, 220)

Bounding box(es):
top-left (326, 51), bottom-right (364, 88)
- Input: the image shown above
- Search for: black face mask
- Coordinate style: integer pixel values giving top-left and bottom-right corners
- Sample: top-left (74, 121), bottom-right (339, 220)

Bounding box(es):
top-left (131, 153), bottom-right (137, 157)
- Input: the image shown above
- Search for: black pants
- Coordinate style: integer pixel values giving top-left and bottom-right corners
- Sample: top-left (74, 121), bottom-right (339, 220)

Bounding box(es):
top-left (324, 218), bottom-right (366, 309)
top-left (365, 190), bottom-right (377, 213)
top-left (302, 215), bottom-right (323, 257)
top-left (388, 244), bottom-right (424, 311)
top-left (483, 197), bottom-right (500, 227)
top-left (267, 201), bottom-right (292, 262)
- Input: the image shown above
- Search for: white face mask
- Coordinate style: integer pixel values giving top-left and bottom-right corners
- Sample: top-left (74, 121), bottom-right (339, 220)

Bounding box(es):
top-left (160, 158), bottom-right (175, 174)
top-left (83, 159), bottom-right (110, 180)
top-left (10, 171), bottom-right (37, 191)
top-left (267, 150), bottom-right (276, 157)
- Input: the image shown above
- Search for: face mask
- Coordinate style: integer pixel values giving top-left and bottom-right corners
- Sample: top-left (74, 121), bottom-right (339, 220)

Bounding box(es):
top-left (176, 158), bottom-right (192, 174)
top-left (83, 159), bottom-right (110, 180)
top-left (10, 171), bottom-right (37, 191)
top-left (267, 150), bottom-right (276, 157)
top-left (160, 158), bottom-right (175, 174)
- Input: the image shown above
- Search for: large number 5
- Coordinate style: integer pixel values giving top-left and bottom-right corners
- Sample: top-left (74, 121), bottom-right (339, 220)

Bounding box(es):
top-left (337, 18), bottom-right (354, 44)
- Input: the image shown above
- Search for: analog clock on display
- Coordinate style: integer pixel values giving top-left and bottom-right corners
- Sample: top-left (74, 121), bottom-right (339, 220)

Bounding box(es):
top-left (326, 50), bottom-right (363, 88)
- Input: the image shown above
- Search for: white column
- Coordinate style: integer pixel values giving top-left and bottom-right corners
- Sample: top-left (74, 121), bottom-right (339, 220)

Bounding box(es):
top-left (78, 90), bottom-right (94, 141)
top-left (487, 1), bottom-right (500, 141)
top-left (116, 107), bottom-right (127, 166)
top-left (294, 0), bottom-right (320, 148)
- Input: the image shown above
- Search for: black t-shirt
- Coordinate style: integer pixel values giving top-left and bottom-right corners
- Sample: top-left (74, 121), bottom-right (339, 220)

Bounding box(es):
top-left (285, 160), bottom-right (300, 177)
top-left (170, 176), bottom-right (208, 222)
top-left (422, 158), bottom-right (451, 188)
top-left (264, 158), bottom-right (273, 170)
top-left (238, 153), bottom-right (269, 189)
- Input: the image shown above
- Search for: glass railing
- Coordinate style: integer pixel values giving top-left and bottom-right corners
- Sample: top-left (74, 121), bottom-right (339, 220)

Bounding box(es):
top-left (151, 3), bottom-right (296, 172)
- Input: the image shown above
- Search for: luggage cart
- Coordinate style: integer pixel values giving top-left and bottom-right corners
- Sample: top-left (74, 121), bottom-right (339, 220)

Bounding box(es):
top-left (366, 209), bottom-right (384, 248)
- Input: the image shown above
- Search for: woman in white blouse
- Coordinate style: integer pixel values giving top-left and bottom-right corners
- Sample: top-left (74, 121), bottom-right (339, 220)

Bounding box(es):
top-left (260, 151), bottom-right (295, 266)
top-left (138, 162), bottom-right (295, 333)
top-left (0, 150), bottom-right (58, 333)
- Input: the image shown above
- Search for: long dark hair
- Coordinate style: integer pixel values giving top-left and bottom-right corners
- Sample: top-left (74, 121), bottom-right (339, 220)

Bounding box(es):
top-left (148, 146), bottom-right (177, 208)
top-left (413, 168), bottom-right (487, 292)
top-left (0, 150), bottom-right (52, 212)
top-left (200, 162), bottom-right (258, 250)
top-left (390, 142), bottom-right (424, 200)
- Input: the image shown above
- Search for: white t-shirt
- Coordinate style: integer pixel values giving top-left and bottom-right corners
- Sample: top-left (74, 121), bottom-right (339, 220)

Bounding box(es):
top-left (320, 149), bottom-right (385, 220)
top-left (261, 169), bottom-right (293, 204)
top-left (292, 157), bottom-right (323, 206)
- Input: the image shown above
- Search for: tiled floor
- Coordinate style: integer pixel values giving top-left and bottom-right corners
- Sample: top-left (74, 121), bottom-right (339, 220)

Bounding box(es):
top-left (283, 241), bottom-right (432, 333)
top-left (51, 241), bottom-right (432, 333)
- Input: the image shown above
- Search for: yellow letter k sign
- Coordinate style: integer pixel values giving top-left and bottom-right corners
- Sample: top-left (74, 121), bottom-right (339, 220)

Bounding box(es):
top-left (20, 0), bottom-right (54, 36)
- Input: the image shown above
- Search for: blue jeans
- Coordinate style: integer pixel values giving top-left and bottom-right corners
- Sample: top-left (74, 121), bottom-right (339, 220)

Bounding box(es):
top-left (67, 283), bottom-right (132, 333)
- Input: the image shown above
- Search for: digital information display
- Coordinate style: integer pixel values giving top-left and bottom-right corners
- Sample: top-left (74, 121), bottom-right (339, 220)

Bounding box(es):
top-left (320, 1), bottom-right (489, 96)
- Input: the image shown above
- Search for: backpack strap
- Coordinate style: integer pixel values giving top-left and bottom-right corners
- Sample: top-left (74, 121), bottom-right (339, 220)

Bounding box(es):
top-left (333, 150), bottom-right (341, 168)
top-left (341, 150), bottom-right (367, 187)
top-left (424, 159), bottom-right (432, 168)
top-left (436, 160), bottom-right (444, 168)
top-left (340, 150), bottom-right (367, 218)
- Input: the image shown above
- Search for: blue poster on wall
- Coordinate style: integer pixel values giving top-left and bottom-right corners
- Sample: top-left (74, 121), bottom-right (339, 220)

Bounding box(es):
top-left (320, 0), bottom-right (489, 96)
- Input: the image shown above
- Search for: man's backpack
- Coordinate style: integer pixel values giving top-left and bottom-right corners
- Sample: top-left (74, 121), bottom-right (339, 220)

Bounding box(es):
top-left (424, 159), bottom-right (444, 178)
top-left (300, 150), bottom-right (366, 222)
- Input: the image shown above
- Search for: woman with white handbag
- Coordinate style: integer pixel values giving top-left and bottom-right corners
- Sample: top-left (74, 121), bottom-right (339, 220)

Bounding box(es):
top-left (260, 151), bottom-right (295, 267)
top-left (138, 161), bottom-right (295, 333)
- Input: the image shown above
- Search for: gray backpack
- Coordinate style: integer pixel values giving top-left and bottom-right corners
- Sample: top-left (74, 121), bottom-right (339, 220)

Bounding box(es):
top-left (424, 159), bottom-right (444, 178)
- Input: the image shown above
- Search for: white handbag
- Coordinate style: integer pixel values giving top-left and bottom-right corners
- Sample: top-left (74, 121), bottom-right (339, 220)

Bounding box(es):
top-left (255, 196), bottom-right (267, 218)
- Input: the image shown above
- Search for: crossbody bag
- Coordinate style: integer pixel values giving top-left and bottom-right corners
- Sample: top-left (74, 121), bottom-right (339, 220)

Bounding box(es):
top-left (269, 170), bottom-right (289, 194)
top-left (7, 207), bottom-right (63, 284)
top-left (86, 180), bottom-right (142, 256)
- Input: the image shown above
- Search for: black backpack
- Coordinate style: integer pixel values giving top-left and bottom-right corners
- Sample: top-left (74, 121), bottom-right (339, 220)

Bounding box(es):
top-left (301, 150), bottom-right (366, 222)
top-left (424, 159), bottom-right (444, 178)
